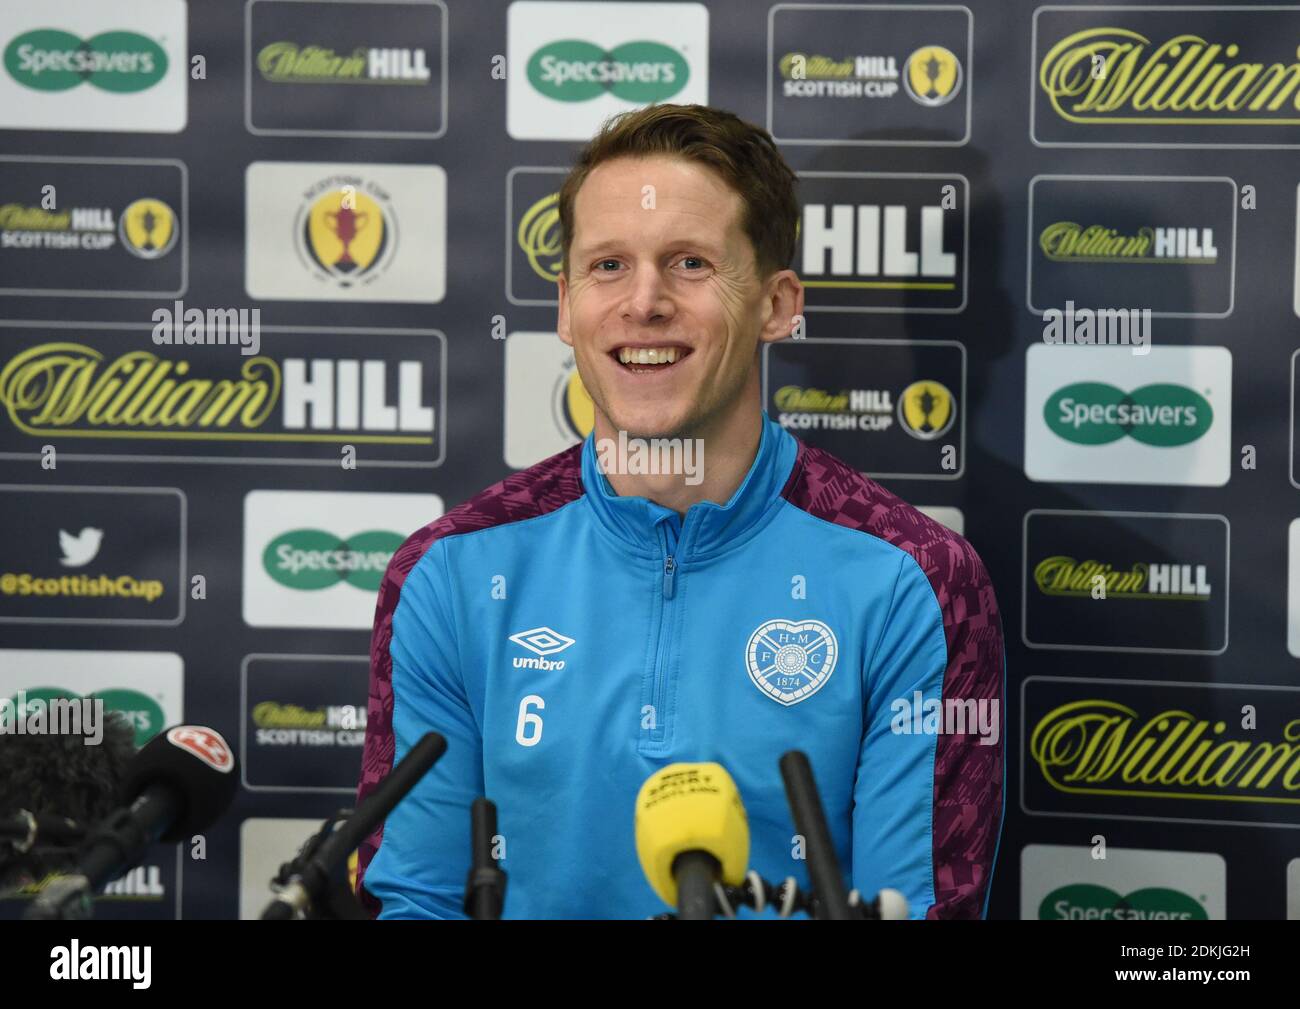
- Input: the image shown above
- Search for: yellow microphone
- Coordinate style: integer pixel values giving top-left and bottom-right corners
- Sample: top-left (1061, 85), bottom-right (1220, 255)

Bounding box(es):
top-left (634, 762), bottom-right (749, 919)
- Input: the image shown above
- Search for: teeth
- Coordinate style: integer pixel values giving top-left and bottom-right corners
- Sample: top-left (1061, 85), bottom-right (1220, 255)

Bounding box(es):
top-left (618, 346), bottom-right (682, 365)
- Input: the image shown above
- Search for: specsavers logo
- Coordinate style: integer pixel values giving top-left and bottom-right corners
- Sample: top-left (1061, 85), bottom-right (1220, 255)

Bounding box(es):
top-left (243, 491), bottom-right (441, 629)
top-left (263, 529), bottom-right (402, 592)
top-left (1040, 27), bottom-right (1300, 125)
top-left (1045, 382), bottom-right (1211, 446)
top-left (1030, 700), bottom-right (1300, 805)
top-left (4, 29), bottom-right (167, 92)
top-left (527, 40), bottom-right (688, 102)
top-left (17, 685), bottom-right (164, 747)
top-left (1040, 884), bottom-right (1207, 921)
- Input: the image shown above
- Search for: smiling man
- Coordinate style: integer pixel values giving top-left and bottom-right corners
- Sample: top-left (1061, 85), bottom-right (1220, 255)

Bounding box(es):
top-left (355, 103), bottom-right (1005, 919)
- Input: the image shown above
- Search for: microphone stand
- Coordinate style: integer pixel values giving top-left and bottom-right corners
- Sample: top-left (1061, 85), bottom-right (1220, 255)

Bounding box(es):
top-left (268, 811), bottom-right (368, 921)
top-left (779, 750), bottom-right (853, 920)
top-left (463, 798), bottom-right (507, 920)
top-left (261, 731), bottom-right (447, 920)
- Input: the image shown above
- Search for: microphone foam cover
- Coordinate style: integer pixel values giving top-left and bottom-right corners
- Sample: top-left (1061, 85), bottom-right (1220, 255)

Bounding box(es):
top-left (635, 762), bottom-right (749, 909)
top-left (121, 726), bottom-right (238, 843)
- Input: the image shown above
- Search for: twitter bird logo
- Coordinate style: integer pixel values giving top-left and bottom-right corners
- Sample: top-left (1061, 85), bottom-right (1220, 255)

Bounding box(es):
top-left (59, 527), bottom-right (104, 568)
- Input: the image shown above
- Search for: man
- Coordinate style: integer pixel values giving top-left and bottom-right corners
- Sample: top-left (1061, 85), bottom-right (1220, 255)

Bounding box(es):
top-left (355, 103), bottom-right (1005, 919)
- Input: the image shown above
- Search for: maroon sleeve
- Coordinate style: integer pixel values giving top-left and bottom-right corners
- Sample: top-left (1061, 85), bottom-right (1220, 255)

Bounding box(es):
top-left (781, 439), bottom-right (1006, 919)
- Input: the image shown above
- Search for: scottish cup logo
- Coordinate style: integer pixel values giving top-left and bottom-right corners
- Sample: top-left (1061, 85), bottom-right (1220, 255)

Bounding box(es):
top-left (295, 175), bottom-right (397, 288)
top-left (745, 618), bottom-right (838, 706)
top-left (903, 45), bottom-right (961, 107)
top-left (119, 197), bottom-right (178, 260)
top-left (898, 379), bottom-right (956, 441)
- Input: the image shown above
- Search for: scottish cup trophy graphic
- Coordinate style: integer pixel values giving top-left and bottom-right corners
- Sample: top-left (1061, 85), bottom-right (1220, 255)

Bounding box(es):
top-left (136, 205), bottom-right (160, 255)
top-left (323, 203), bottom-right (370, 275)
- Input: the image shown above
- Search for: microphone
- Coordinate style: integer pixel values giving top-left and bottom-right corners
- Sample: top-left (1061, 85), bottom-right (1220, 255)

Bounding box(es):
top-left (779, 750), bottom-right (852, 920)
top-left (0, 811), bottom-right (84, 850)
top-left (265, 811), bottom-right (370, 921)
top-left (634, 763), bottom-right (749, 920)
top-left (261, 730), bottom-right (447, 920)
top-left (23, 725), bottom-right (237, 920)
top-left (463, 797), bottom-right (507, 920)
top-left (0, 709), bottom-right (136, 895)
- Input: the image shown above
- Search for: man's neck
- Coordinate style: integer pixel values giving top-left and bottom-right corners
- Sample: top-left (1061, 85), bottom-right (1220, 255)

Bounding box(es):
top-left (596, 407), bottom-right (764, 517)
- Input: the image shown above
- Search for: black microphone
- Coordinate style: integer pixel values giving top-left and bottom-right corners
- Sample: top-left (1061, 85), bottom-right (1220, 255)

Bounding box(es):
top-left (23, 725), bottom-right (238, 920)
top-left (261, 731), bottom-right (447, 920)
top-left (463, 797), bottom-right (507, 920)
top-left (0, 710), bottom-right (135, 896)
top-left (0, 811), bottom-right (84, 850)
top-left (779, 750), bottom-right (853, 920)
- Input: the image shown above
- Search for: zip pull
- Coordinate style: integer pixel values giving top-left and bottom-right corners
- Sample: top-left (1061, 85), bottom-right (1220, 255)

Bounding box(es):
top-left (663, 554), bottom-right (676, 599)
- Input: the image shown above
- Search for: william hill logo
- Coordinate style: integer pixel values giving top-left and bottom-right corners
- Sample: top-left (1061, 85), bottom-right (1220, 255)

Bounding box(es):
top-left (798, 201), bottom-right (957, 290)
top-left (526, 40), bottom-right (688, 102)
top-left (263, 529), bottom-right (402, 591)
top-left (0, 343), bottom-right (434, 445)
top-left (1035, 558), bottom-right (1211, 600)
top-left (1040, 884), bottom-right (1206, 921)
top-left (1039, 223), bottom-right (1217, 264)
top-left (773, 386), bottom-right (894, 432)
top-left (518, 190), bottom-right (562, 282)
top-left (257, 43), bottom-right (430, 84)
top-left (0, 198), bottom-right (178, 259)
top-left (1030, 700), bottom-right (1300, 805)
top-left (1039, 28), bottom-right (1300, 124)
top-left (1045, 382), bottom-right (1211, 446)
top-left (4, 29), bottom-right (167, 92)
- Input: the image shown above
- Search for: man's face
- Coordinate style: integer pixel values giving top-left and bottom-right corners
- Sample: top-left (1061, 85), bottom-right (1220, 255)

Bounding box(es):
top-left (558, 154), bottom-right (792, 441)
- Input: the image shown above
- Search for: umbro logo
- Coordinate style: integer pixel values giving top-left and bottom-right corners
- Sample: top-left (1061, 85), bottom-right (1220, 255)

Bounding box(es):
top-left (509, 627), bottom-right (575, 655)
top-left (509, 626), bottom-right (575, 670)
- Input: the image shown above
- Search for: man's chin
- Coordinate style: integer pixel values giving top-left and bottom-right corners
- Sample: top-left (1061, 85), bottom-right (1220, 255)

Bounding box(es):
top-left (601, 406), bottom-right (696, 443)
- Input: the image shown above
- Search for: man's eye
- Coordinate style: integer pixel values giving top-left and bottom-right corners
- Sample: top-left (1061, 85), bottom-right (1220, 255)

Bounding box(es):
top-left (677, 256), bottom-right (706, 271)
top-left (595, 259), bottom-right (621, 272)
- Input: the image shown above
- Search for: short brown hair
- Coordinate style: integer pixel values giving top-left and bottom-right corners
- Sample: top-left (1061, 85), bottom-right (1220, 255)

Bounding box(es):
top-left (558, 103), bottom-right (799, 281)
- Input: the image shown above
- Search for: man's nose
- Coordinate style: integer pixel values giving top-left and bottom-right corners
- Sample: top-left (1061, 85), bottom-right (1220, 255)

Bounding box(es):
top-left (621, 265), bottom-right (675, 324)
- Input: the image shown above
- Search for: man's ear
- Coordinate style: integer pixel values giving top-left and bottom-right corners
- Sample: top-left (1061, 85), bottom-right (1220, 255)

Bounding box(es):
top-left (557, 270), bottom-right (574, 348)
top-left (758, 268), bottom-right (804, 346)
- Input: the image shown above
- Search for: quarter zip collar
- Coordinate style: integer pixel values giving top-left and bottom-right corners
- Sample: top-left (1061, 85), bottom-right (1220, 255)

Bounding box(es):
top-left (580, 412), bottom-right (798, 561)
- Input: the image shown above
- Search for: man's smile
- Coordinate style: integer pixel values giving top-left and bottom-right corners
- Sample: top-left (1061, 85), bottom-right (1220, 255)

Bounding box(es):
top-left (609, 343), bottom-right (694, 376)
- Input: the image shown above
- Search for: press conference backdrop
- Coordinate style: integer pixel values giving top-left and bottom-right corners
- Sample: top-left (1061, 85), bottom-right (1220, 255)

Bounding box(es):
top-left (0, 0), bottom-right (1297, 921)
